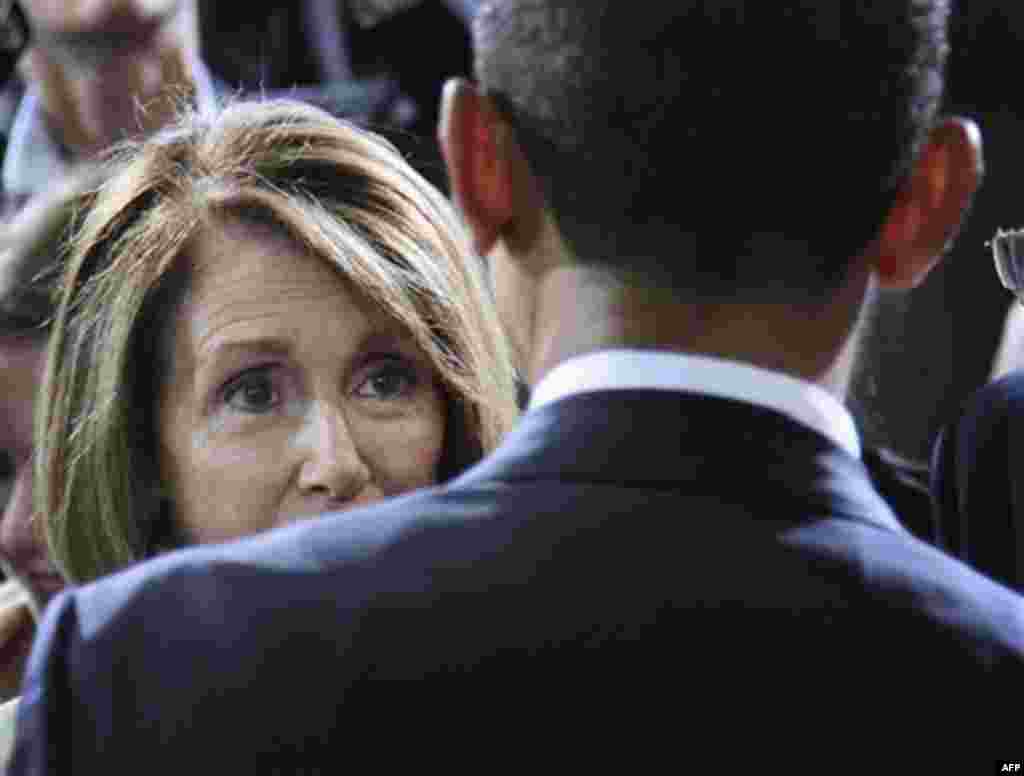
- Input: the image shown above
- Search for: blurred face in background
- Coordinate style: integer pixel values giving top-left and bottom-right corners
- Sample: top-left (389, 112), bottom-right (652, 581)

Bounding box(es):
top-left (19, 0), bottom-right (199, 156)
top-left (157, 219), bottom-right (447, 543)
top-left (20, 0), bottom-right (185, 32)
top-left (0, 337), bottom-right (63, 606)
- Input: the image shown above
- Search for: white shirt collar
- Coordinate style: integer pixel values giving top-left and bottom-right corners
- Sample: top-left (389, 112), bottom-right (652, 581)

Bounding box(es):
top-left (528, 349), bottom-right (862, 460)
top-left (3, 54), bottom-right (218, 196)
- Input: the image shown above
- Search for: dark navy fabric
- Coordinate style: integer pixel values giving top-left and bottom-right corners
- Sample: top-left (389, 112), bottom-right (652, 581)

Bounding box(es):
top-left (931, 371), bottom-right (1024, 592)
top-left (11, 390), bottom-right (1024, 771)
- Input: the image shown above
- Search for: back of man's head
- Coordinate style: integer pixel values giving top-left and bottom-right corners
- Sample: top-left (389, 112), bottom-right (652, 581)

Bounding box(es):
top-left (474, 1), bottom-right (951, 305)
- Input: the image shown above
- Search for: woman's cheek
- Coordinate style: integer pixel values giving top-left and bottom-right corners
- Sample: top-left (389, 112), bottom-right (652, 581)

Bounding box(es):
top-left (178, 433), bottom-right (289, 543)
top-left (365, 407), bottom-right (446, 492)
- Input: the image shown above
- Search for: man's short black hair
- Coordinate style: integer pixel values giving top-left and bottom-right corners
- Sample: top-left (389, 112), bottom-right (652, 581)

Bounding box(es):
top-left (475, 1), bottom-right (951, 305)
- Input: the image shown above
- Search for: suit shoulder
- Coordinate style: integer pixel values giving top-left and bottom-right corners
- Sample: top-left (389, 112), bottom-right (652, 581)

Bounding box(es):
top-left (957, 371), bottom-right (1024, 430)
top-left (785, 517), bottom-right (1024, 661)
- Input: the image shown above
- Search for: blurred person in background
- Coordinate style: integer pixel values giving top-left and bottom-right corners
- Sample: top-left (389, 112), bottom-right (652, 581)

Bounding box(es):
top-left (930, 226), bottom-right (1024, 590)
top-left (0, 0), bottom-right (214, 208)
top-left (0, 0), bottom-right (216, 671)
top-left (199, 1), bottom-right (480, 189)
top-left (0, 166), bottom-right (102, 767)
top-left (847, 2), bottom-right (1024, 464)
top-left (930, 369), bottom-right (1024, 591)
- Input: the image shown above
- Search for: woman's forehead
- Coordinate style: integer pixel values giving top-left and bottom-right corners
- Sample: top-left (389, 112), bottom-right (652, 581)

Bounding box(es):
top-left (187, 220), bottom-right (345, 298)
top-left (177, 222), bottom-right (407, 355)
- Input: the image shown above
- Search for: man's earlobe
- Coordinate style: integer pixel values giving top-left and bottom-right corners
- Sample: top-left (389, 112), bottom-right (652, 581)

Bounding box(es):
top-left (872, 117), bottom-right (983, 290)
top-left (438, 78), bottom-right (516, 258)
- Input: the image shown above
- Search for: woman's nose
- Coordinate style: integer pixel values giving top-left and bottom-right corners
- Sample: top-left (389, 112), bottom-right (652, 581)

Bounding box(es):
top-left (296, 402), bottom-right (371, 507)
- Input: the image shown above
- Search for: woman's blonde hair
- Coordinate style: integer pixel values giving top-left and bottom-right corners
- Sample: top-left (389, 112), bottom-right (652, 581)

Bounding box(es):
top-left (38, 98), bottom-right (518, 584)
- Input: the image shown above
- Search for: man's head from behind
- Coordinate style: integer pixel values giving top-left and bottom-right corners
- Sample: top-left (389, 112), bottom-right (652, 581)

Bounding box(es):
top-left (443, 1), bottom-right (979, 327)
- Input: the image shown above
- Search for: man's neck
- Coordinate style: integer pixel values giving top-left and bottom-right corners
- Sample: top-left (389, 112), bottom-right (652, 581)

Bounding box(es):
top-left (524, 262), bottom-right (868, 401)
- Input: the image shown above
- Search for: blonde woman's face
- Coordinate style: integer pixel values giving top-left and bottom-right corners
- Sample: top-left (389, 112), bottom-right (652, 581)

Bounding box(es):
top-left (158, 220), bottom-right (446, 544)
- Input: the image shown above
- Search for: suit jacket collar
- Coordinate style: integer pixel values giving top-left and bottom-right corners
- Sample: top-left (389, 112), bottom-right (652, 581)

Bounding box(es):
top-left (528, 349), bottom-right (862, 460)
top-left (457, 389), bottom-right (906, 536)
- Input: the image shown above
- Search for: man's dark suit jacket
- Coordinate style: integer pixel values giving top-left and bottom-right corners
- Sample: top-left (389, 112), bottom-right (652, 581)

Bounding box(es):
top-left (931, 371), bottom-right (1024, 592)
top-left (862, 445), bottom-right (940, 546)
top-left (11, 390), bottom-right (1024, 770)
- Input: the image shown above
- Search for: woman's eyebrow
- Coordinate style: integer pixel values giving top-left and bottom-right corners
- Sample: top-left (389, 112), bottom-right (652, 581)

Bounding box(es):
top-left (196, 338), bottom-right (294, 368)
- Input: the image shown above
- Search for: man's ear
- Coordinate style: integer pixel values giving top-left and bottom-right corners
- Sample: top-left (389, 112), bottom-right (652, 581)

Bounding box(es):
top-left (438, 78), bottom-right (516, 257)
top-left (870, 117), bottom-right (983, 289)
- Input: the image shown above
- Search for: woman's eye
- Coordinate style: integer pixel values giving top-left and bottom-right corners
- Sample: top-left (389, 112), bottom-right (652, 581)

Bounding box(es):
top-left (222, 371), bottom-right (280, 413)
top-left (355, 361), bottom-right (418, 401)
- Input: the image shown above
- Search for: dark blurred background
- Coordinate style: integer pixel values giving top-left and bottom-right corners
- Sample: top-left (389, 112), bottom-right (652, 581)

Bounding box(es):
top-left (198, 0), bottom-right (476, 189)
top-left (849, 3), bottom-right (1024, 462)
